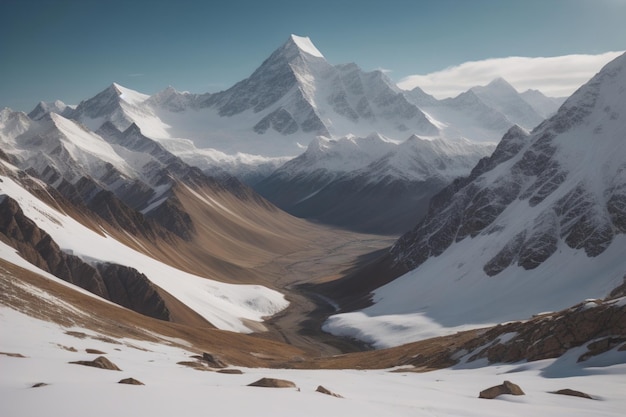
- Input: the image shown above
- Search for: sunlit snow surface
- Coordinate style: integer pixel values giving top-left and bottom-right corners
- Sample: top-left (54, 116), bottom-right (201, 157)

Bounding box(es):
top-left (0, 172), bottom-right (288, 333)
top-left (1, 306), bottom-right (625, 417)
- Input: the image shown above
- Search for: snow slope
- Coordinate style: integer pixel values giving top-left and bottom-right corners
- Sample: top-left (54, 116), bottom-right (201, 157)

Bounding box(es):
top-left (1, 305), bottom-right (625, 417)
top-left (0, 171), bottom-right (288, 332)
top-left (324, 52), bottom-right (626, 348)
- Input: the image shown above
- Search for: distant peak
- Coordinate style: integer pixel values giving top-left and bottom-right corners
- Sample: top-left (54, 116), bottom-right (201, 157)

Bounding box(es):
top-left (287, 34), bottom-right (324, 58)
top-left (485, 77), bottom-right (517, 91)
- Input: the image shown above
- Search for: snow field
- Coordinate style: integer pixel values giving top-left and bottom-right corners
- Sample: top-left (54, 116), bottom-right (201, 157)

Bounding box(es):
top-left (1, 307), bottom-right (624, 417)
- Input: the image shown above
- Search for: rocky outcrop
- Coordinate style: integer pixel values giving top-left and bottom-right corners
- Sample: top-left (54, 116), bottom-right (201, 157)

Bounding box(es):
top-left (97, 263), bottom-right (170, 321)
top-left (391, 125), bottom-right (530, 270)
top-left (479, 380), bottom-right (525, 399)
top-left (0, 195), bottom-right (107, 296)
top-left (188, 352), bottom-right (227, 369)
top-left (145, 194), bottom-right (195, 240)
top-left (0, 195), bottom-right (170, 321)
top-left (457, 297), bottom-right (626, 365)
top-left (70, 356), bottom-right (121, 371)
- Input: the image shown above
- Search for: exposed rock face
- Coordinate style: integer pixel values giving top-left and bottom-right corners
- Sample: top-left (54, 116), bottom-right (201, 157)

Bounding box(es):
top-left (0, 195), bottom-right (170, 321)
top-left (391, 52), bottom-right (626, 276)
top-left (0, 195), bottom-right (107, 296)
top-left (97, 263), bottom-right (170, 321)
top-left (70, 356), bottom-right (121, 371)
top-left (144, 194), bottom-right (195, 240)
top-left (86, 189), bottom-right (169, 241)
top-left (391, 125), bottom-right (530, 269)
top-left (479, 380), bottom-right (525, 399)
top-left (198, 36), bottom-right (436, 138)
top-left (458, 298), bottom-right (626, 365)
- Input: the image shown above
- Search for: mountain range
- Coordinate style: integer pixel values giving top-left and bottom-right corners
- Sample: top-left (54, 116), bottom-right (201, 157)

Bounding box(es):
top-left (1, 35), bottom-right (624, 417)
top-left (8, 35), bottom-right (563, 233)
top-left (322, 50), bottom-right (626, 348)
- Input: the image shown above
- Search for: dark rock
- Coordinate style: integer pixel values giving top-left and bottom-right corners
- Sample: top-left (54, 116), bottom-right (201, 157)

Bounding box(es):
top-left (31, 383), bottom-right (49, 388)
top-left (247, 378), bottom-right (297, 388)
top-left (0, 195), bottom-right (171, 321)
top-left (70, 356), bottom-right (121, 371)
top-left (479, 380), bottom-right (525, 399)
top-left (87, 189), bottom-right (167, 241)
top-left (578, 336), bottom-right (626, 362)
top-left (200, 352), bottom-right (227, 369)
top-left (217, 369), bottom-right (244, 375)
top-left (144, 195), bottom-right (195, 240)
top-left (551, 389), bottom-right (593, 399)
top-left (177, 361), bottom-right (208, 371)
top-left (316, 385), bottom-right (343, 398)
top-left (459, 298), bottom-right (626, 365)
top-left (118, 378), bottom-right (144, 385)
top-left (0, 352), bottom-right (26, 358)
top-left (86, 349), bottom-right (106, 354)
top-left (97, 263), bottom-right (170, 321)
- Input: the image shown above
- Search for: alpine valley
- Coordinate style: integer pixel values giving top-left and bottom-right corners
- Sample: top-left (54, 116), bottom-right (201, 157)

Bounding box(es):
top-left (1, 36), bottom-right (624, 417)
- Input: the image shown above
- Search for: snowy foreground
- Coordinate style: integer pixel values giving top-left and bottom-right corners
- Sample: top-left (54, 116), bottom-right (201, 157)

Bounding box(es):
top-left (1, 308), bottom-right (624, 417)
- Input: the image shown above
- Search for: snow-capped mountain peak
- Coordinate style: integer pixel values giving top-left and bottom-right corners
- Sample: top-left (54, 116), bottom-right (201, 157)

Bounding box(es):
top-left (474, 76), bottom-right (519, 95)
top-left (111, 82), bottom-right (150, 106)
top-left (470, 77), bottom-right (544, 128)
top-left (288, 34), bottom-right (324, 58)
top-left (28, 100), bottom-right (69, 120)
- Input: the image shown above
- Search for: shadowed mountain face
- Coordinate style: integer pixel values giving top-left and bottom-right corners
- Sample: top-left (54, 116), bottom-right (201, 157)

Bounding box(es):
top-left (0, 195), bottom-right (170, 321)
top-left (254, 134), bottom-right (492, 234)
top-left (392, 52), bottom-right (626, 273)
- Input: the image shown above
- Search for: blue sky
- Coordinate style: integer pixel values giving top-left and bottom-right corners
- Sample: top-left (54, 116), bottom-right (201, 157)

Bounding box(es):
top-left (1, 0), bottom-right (625, 111)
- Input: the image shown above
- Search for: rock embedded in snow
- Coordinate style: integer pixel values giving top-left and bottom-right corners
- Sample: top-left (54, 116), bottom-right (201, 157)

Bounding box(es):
top-left (198, 352), bottom-right (227, 369)
top-left (550, 389), bottom-right (593, 400)
top-left (217, 369), bottom-right (244, 375)
top-left (70, 356), bottom-right (121, 371)
top-left (247, 378), bottom-right (297, 389)
top-left (315, 385), bottom-right (343, 398)
top-left (118, 377), bottom-right (145, 386)
top-left (479, 380), bottom-right (525, 399)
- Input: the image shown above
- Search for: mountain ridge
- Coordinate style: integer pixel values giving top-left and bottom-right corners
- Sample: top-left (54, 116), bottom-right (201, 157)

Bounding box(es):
top-left (322, 51), bottom-right (626, 347)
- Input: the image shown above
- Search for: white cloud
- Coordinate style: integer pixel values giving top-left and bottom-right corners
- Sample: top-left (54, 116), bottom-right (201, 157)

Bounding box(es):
top-left (397, 51), bottom-right (624, 98)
